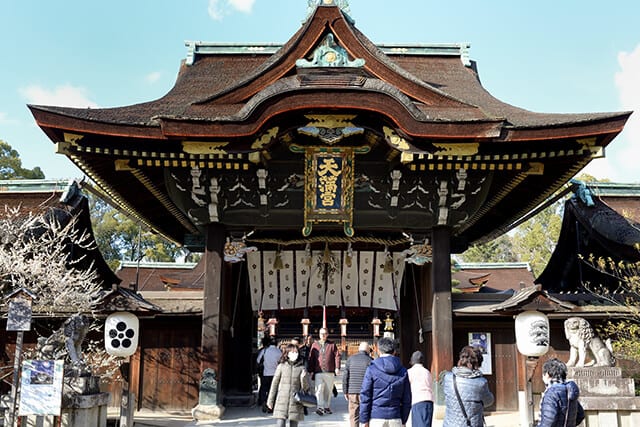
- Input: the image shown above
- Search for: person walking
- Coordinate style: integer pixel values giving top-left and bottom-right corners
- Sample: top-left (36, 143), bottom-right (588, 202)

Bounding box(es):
top-left (308, 327), bottom-right (341, 416)
top-left (291, 337), bottom-right (309, 416)
top-left (299, 335), bottom-right (313, 372)
top-left (407, 350), bottom-right (434, 427)
top-left (257, 336), bottom-right (282, 413)
top-left (343, 341), bottom-right (372, 427)
top-left (266, 343), bottom-right (310, 427)
top-left (441, 346), bottom-right (494, 427)
top-left (359, 337), bottom-right (411, 427)
top-left (536, 358), bottom-right (584, 427)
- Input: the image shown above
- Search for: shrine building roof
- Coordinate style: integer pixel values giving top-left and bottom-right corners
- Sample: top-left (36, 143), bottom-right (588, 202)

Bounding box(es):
top-left (537, 181), bottom-right (640, 293)
top-left (27, 3), bottom-right (631, 249)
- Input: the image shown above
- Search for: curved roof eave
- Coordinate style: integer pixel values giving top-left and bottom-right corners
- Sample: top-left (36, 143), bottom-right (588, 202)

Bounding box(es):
top-left (29, 100), bottom-right (630, 147)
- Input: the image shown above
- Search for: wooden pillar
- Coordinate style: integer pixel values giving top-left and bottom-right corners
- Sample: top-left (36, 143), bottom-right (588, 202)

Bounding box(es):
top-left (420, 264), bottom-right (433, 369)
top-left (201, 223), bottom-right (227, 395)
top-left (430, 226), bottom-right (453, 379)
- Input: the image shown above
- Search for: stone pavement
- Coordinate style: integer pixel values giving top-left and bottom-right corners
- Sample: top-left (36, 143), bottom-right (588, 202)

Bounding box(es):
top-left (132, 396), bottom-right (521, 427)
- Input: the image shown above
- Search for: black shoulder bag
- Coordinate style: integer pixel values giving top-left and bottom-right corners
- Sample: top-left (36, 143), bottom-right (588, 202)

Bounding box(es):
top-left (563, 387), bottom-right (570, 427)
top-left (452, 374), bottom-right (472, 427)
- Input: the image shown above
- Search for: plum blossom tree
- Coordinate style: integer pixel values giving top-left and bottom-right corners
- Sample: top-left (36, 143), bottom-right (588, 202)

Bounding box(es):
top-left (0, 206), bottom-right (103, 314)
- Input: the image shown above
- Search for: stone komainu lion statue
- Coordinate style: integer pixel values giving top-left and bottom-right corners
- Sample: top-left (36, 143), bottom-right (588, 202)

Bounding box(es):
top-left (564, 316), bottom-right (615, 367)
top-left (36, 314), bottom-right (91, 375)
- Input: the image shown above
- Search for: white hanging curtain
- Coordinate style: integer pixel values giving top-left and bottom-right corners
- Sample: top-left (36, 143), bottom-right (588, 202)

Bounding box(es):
top-left (247, 251), bottom-right (263, 311)
top-left (371, 251), bottom-right (397, 311)
top-left (307, 250), bottom-right (325, 307)
top-left (246, 249), bottom-right (408, 311)
top-left (358, 251), bottom-right (375, 308)
top-left (279, 251), bottom-right (295, 309)
top-left (261, 251), bottom-right (279, 311)
top-left (341, 252), bottom-right (359, 306)
top-left (294, 250), bottom-right (311, 308)
top-left (324, 250), bottom-right (343, 307)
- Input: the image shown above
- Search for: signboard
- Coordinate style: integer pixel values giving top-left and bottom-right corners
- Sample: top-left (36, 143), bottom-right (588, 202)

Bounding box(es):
top-left (18, 360), bottom-right (64, 416)
top-left (7, 297), bottom-right (32, 331)
top-left (302, 148), bottom-right (354, 237)
top-left (468, 332), bottom-right (492, 375)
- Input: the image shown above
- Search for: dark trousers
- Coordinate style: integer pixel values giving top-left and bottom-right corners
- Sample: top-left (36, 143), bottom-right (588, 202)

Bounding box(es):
top-left (411, 400), bottom-right (434, 427)
top-left (258, 375), bottom-right (273, 405)
top-left (276, 419), bottom-right (298, 427)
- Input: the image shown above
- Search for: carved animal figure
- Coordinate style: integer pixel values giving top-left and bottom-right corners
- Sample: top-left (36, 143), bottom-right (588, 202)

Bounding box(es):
top-left (564, 317), bottom-right (615, 367)
top-left (37, 314), bottom-right (91, 374)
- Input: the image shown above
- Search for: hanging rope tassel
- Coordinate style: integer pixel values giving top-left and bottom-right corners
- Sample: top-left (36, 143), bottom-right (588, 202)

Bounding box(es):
top-left (411, 264), bottom-right (424, 343)
top-left (230, 265), bottom-right (244, 338)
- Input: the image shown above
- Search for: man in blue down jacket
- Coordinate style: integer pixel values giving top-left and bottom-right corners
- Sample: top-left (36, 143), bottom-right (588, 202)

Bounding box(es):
top-left (359, 337), bottom-right (411, 427)
top-left (537, 358), bottom-right (584, 427)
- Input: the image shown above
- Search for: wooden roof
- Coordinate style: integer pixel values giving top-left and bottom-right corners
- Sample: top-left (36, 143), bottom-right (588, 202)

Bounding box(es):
top-left (0, 179), bottom-right (70, 216)
top-left (96, 286), bottom-right (163, 314)
top-left (491, 285), bottom-right (575, 313)
top-left (116, 260), bottom-right (204, 291)
top-left (27, 3), bottom-right (630, 249)
top-left (453, 262), bottom-right (535, 293)
top-left (536, 182), bottom-right (640, 292)
top-left (0, 179), bottom-right (120, 288)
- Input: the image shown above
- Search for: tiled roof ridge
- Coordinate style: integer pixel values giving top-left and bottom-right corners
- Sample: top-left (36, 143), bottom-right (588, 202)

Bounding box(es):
top-left (188, 8), bottom-right (313, 105)
top-left (456, 262), bottom-right (532, 270)
top-left (350, 25), bottom-right (474, 107)
top-left (184, 41), bottom-right (471, 58)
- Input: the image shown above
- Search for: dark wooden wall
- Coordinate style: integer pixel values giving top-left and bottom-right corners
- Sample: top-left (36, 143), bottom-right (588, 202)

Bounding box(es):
top-left (102, 316), bottom-right (203, 412)
top-left (139, 316), bottom-right (201, 411)
top-left (453, 319), bottom-right (519, 412)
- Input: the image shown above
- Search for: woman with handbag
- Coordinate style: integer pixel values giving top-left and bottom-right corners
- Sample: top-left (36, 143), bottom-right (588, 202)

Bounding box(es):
top-left (441, 346), bottom-right (494, 427)
top-left (267, 343), bottom-right (311, 427)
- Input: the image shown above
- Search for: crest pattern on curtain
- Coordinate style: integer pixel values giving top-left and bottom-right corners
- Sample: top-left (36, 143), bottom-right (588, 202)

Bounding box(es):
top-left (247, 250), bottom-right (406, 311)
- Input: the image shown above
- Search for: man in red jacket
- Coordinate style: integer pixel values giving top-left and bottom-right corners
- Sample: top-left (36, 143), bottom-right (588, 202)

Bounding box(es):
top-left (308, 327), bottom-right (341, 415)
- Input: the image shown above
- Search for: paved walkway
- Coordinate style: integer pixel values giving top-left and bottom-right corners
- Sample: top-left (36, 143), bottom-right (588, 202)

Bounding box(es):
top-left (132, 396), bottom-right (522, 426)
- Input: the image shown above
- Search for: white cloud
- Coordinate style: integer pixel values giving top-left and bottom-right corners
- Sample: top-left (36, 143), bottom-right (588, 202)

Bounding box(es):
top-left (208, 0), bottom-right (225, 20)
top-left (208, 0), bottom-right (255, 20)
top-left (584, 43), bottom-right (640, 183)
top-left (229, 0), bottom-right (255, 13)
top-left (616, 45), bottom-right (640, 112)
top-left (615, 45), bottom-right (640, 155)
top-left (20, 84), bottom-right (98, 108)
top-left (0, 112), bottom-right (18, 125)
top-left (145, 71), bottom-right (161, 84)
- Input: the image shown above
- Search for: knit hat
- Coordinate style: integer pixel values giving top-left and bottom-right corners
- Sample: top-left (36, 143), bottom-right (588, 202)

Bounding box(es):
top-left (410, 351), bottom-right (424, 366)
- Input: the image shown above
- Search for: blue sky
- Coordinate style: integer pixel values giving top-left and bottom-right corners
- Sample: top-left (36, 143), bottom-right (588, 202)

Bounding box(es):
top-left (1, 0), bottom-right (638, 182)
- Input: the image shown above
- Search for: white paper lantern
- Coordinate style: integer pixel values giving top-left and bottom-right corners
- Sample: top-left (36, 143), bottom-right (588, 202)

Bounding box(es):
top-left (515, 310), bottom-right (550, 357)
top-left (105, 312), bottom-right (139, 357)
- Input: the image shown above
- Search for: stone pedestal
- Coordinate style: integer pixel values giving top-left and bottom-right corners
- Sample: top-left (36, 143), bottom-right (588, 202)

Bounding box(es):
top-left (192, 368), bottom-right (225, 421)
top-left (568, 367), bottom-right (640, 427)
top-left (20, 376), bottom-right (109, 427)
top-left (192, 403), bottom-right (225, 420)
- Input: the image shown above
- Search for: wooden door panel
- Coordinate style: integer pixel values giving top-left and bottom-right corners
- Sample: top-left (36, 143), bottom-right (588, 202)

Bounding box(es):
top-left (139, 321), bottom-right (201, 411)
